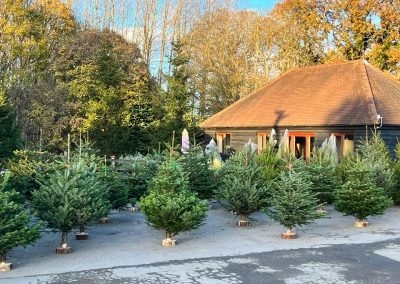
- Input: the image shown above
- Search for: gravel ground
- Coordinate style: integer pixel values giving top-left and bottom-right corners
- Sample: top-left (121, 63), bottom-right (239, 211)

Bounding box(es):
top-left (0, 204), bottom-right (399, 283)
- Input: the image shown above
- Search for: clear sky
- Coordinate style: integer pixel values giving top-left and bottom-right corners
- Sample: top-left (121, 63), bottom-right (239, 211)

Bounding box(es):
top-left (236, 0), bottom-right (278, 13)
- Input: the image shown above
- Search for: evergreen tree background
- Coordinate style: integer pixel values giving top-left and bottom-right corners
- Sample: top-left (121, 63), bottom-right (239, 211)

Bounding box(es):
top-left (256, 143), bottom-right (282, 185)
top-left (264, 171), bottom-right (324, 232)
top-left (335, 154), bottom-right (393, 222)
top-left (140, 158), bottom-right (207, 239)
top-left (0, 171), bottom-right (41, 263)
top-left (0, 95), bottom-right (20, 159)
top-left (393, 143), bottom-right (400, 204)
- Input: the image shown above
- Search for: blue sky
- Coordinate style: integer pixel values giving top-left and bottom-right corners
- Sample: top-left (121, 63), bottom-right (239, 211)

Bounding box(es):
top-left (236, 0), bottom-right (278, 12)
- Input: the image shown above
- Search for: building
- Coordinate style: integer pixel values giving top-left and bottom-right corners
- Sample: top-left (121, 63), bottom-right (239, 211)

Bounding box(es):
top-left (200, 60), bottom-right (400, 158)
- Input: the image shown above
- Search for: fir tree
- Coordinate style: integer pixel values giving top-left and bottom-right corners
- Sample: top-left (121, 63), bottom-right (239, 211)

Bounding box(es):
top-left (335, 155), bottom-right (393, 223)
top-left (32, 155), bottom-right (110, 248)
top-left (103, 170), bottom-right (129, 210)
top-left (140, 159), bottom-right (207, 242)
top-left (306, 148), bottom-right (338, 204)
top-left (216, 147), bottom-right (270, 223)
top-left (359, 133), bottom-right (396, 198)
top-left (264, 171), bottom-right (324, 235)
top-left (256, 143), bottom-right (281, 184)
top-left (393, 142), bottom-right (400, 204)
top-left (182, 146), bottom-right (216, 199)
top-left (0, 172), bottom-right (41, 263)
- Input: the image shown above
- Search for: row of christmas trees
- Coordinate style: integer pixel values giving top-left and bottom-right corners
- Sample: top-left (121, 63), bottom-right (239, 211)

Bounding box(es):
top-left (1, 133), bottom-right (399, 271)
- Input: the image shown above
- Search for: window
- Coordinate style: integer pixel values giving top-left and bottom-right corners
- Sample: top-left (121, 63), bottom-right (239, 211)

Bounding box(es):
top-left (332, 133), bottom-right (354, 158)
top-left (288, 133), bottom-right (315, 159)
top-left (216, 133), bottom-right (231, 153)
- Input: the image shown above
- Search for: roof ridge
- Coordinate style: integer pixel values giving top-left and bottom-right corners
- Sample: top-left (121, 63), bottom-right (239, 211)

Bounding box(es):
top-left (286, 59), bottom-right (363, 73)
top-left (364, 60), bottom-right (400, 88)
top-left (199, 68), bottom-right (296, 128)
top-left (359, 60), bottom-right (379, 124)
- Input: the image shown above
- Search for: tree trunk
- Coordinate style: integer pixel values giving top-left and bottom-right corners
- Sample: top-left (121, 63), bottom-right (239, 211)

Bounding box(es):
top-left (79, 225), bottom-right (86, 234)
top-left (61, 231), bottom-right (68, 246)
top-left (0, 252), bottom-right (5, 263)
top-left (165, 231), bottom-right (172, 239)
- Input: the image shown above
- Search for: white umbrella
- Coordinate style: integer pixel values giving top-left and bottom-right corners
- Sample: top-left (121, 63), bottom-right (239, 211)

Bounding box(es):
top-left (278, 129), bottom-right (289, 157)
top-left (181, 128), bottom-right (190, 154)
top-left (205, 138), bottom-right (217, 155)
top-left (327, 134), bottom-right (338, 163)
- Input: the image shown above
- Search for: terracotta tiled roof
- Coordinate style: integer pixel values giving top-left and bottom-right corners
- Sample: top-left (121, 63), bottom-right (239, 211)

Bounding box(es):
top-left (200, 60), bottom-right (400, 128)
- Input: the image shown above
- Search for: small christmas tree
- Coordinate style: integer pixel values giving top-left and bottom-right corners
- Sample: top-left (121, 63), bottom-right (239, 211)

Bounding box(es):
top-left (335, 155), bottom-right (392, 227)
top-left (140, 159), bottom-right (207, 246)
top-left (306, 148), bottom-right (338, 205)
top-left (182, 146), bottom-right (216, 199)
top-left (393, 143), bottom-right (400, 204)
top-left (0, 172), bottom-right (41, 270)
top-left (264, 171), bottom-right (324, 238)
top-left (216, 147), bottom-right (270, 226)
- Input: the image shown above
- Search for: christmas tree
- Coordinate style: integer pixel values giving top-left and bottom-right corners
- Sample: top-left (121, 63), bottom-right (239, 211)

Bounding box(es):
top-left (264, 171), bottom-right (324, 238)
top-left (393, 142), bottom-right (400, 204)
top-left (0, 172), bottom-right (41, 266)
top-left (306, 148), bottom-right (338, 204)
top-left (359, 133), bottom-right (396, 199)
top-left (216, 147), bottom-right (270, 225)
top-left (32, 154), bottom-right (110, 249)
top-left (103, 170), bottom-right (129, 210)
top-left (182, 146), bottom-right (216, 199)
top-left (140, 159), bottom-right (207, 245)
top-left (335, 154), bottom-right (392, 225)
top-left (256, 143), bottom-right (282, 184)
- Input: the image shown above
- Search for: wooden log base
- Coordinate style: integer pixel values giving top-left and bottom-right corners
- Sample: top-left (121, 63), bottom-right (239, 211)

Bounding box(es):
top-left (354, 220), bottom-right (368, 228)
top-left (162, 238), bottom-right (176, 247)
top-left (0, 262), bottom-right (12, 272)
top-left (128, 207), bottom-right (138, 212)
top-left (75, 233), bottom-right (89, 240)
top-left (281, 231), bottom-right (297, 239)
top-left (56, 247), bottom-right (72, 254)
top-left (237, 220), bottom-right (250, 227)
top-left (99, 217), bottom-right (110, 224)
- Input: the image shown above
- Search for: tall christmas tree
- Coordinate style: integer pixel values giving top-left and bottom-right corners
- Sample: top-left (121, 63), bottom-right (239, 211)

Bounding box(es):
top-left (335, 154), bottom-right (392, 227)
top-left (140, 158), bottom-right (207, 246)
top-left (0, 172), bottom-right (41, 269)
top-left (393, 142), bottom-right (400, 204)
top-left (264, 171), bottom-right (324, 238)
top-left (216, 146), bottom-right (270, 226)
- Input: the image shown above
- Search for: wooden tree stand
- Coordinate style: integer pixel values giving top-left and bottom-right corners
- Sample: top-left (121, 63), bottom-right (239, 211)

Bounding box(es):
top-left (0, 262), bottom-right (12, 272)
top-left (237, 220), bottom-right (250, 227)
top-left (75, 232), bottom-right (89, 240)
top-left (99, 217), bottom-right (110, 224)
top-left (281, 229), bottom-right (297, 239)
top-left (128, 207), bottom-right (138, 212)
top-left (56, 246), bottom-right (72, 254)
top-left (162, 238), bottom-right (176, 247)
top-left (354, 220), bottom-right (368, 228)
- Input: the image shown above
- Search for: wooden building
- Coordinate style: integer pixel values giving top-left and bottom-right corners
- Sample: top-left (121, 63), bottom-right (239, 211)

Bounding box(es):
top-left (200, 60), bottom-right (400, 158)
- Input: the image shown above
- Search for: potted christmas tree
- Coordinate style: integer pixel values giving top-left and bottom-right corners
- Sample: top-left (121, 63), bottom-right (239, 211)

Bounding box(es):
top-left (335, 155), bottom-right (392, 227)
top-left (264, 171), bottom-right (325, 239)
top-left (140, 159), bottom-right (208, 246)
top-left (0, 172), bottom-right (41, 271)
